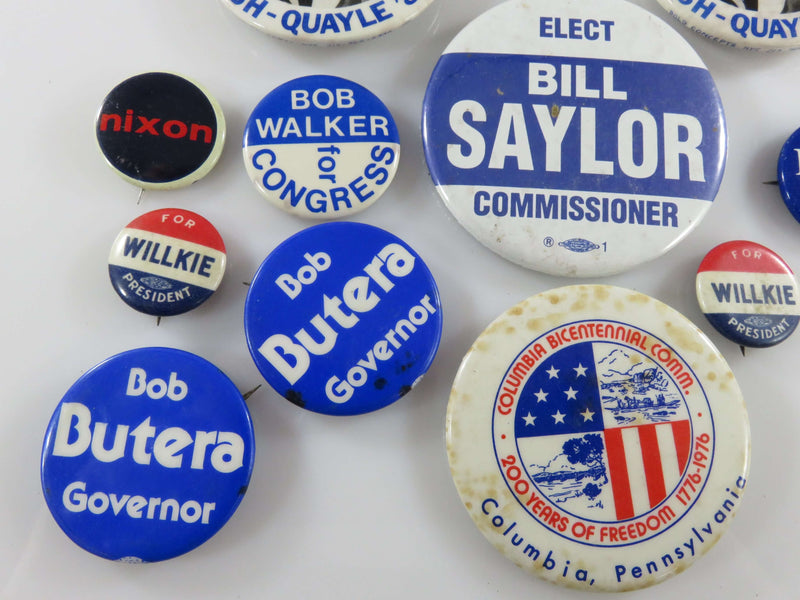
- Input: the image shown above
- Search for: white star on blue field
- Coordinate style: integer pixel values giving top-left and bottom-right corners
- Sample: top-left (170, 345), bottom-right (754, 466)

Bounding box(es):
top-left (514, 342), bottom-right (605, 439)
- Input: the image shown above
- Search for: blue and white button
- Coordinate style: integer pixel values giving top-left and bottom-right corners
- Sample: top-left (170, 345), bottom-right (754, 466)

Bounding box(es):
top-left (219, 0), bottom-right (436, 45)
top-left (243, 75), bottom-right (400, 220)
top-left (244, 222), bottom-right (442, 416)
top-left (41, 348), bottom-right (255, 562)
top-left (778, 127), bottom-right (800, 223)
top-left (657, 0), bottom-right (800, 51)
top-left (422, 0), bottom-right (726, 277)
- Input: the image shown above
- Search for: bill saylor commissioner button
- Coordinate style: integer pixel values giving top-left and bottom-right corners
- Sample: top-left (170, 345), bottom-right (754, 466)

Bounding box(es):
top-left (40, 348), bottom-right (255, 562)
top-left (108, 209), bottom-right (227, 317)
top-left (219, 0), bottom-right (436, 45)
top-left (422, 0), bottom-right (726, 277)
top-left (95, 72), bottom-right (225, 189)
top-left (696, 240), bottom-right (800, 347)
top-left (243, 75), bottom-right (400, 219)
top-left (778, 126), bottom-right (800, 223)
top-left (446, 285), bottom-right (750, 591)
top-left (657, 0), bottom-right (800, 51)
top-left (244, 222), bottom-right (442, 416)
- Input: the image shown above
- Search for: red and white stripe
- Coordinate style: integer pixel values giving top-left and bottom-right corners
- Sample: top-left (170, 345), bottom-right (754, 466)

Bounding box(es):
top-left (604, 421), bottom-right (691, 520)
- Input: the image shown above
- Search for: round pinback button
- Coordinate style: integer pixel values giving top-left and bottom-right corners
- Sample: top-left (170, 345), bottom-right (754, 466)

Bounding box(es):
top-left (108, 208), bottom-right (227, 317)
top-left (446, 285), bottom-right (750, 592)
top-left (696, 241), bottom-right (800, 347)
top-left (243, 75), bottom-right (400, 219)
top-left (422, 0), bottom-right (726, 277)
top-left (41, 347), bottom-right (255, 562)
top-left (244, 222), bottom-right (442, 416)
top-left (657, 0), bottom-right (800, 51)
top-left (219, 0), bottom-right (436, 45)
top-left (95, 72), bottom-right (225, 190)
top-left (778, 127), bottom-right (800, 223)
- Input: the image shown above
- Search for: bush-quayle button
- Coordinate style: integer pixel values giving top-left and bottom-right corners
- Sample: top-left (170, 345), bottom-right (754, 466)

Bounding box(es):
top-left (657, 0), bottom-right (800, 51)
top-left (446, 285), bottom-right (750, 591)
top-left (219, 0), bottom-right (436, 45)
top-left (244, 222), bottom-right (442, 416)
top-left (108, 209), bottom-right (227, 317)
top-left (243, 75), bottom-right (400, 219)
top-left (40, 347), bottom-right (255, 562)
top-left (95, 72), bottom-right (226, 189)
top-left (422, 0), bottom-right (726, 277)
top-left (696, 241), bottom-right (800, 347)
top-left (778, 127), bottom-right (800, 223)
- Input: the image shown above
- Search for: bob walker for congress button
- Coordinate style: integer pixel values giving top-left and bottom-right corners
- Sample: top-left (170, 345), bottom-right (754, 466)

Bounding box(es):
top-left (243, 75), bottom-right (400, 219)
top-left (778, 126), bottom-right (800, 223)
top-left (95, 72), bottom-right (225, 189)
top-left (219, 0), bottom-right (436, 45)
top-left (446, 286), bottom-right (750, 591)
top-left (40, 348), bottom-right (255, 562)
top-left (422, 0), bottom-right (726, 277)
top-left (658, 0), bottom-right (800, 51)
top-left (244, 222), bottom-right (442, 416)
top-left (108, 209), bottom-right (227, 317)
top-left (696, 241), bottom-right (800, 347)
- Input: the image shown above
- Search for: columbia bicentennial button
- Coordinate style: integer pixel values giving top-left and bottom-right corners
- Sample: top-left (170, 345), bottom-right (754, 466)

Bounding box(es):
top-left (446, 285), bottom-right (750, 591)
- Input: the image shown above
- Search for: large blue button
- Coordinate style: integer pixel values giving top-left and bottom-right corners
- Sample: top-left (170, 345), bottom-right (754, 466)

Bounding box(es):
top-left (778, 127), bottom-right (800, 224)
top-left (244, 222), bottom-right (443, 416)
top-left (40, 348), bottom-right (255, 562)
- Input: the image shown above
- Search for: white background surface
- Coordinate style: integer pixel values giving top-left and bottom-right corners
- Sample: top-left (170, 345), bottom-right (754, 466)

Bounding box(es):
top-left (2, 1), bottom-right (798, 598)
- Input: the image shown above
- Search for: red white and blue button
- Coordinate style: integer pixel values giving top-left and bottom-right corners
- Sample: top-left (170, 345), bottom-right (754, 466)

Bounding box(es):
top-left (108, 209), bottom-right (227, 317)
top-left (244, 222), bottom-right (442, 416)
top-left (447, 285), bottom-right (750, 591)
top-left (696, 240), bottom-right (800, 348)
top-left (40, 347), bottom-right (255, 562)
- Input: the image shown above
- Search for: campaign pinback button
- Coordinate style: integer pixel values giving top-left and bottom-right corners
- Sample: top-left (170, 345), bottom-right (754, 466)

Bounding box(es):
top-left (243, 75), bottom-right (400, 219)
top-left (422, 0), bottom-right (726, 277)
top-left (219, 0), bottom-right (436, 45)
top-left (108, 208), bottom-right (227, 317)
top-left (657, 0), bottom-right (800, 51)
top-left (696, 241), bottom-right (800, 347)
top-left (244, 222), bottom-right (442, 415)
top-left (40, 347), bottom-right (255, 562)
top-left (95, 72), bottom-right (226, 190)
top-left (446, 285), bottom-right (750, 591)
top-left (778, 127), bottom-right (800, 223)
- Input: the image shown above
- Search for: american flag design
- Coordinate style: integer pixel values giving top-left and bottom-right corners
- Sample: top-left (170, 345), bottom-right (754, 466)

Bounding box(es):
top-left (513, 341), bottom-right (691, 523)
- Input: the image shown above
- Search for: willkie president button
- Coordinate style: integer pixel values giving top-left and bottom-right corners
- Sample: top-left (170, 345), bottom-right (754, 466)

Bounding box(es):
top-left (657, 0), bottom-right (800, 51)
top-left (696, 241), bottom-right (800, 347)
top-left (422, 0), bottom-right (726, 277)
top-left (244, 222), bottom-right (442, 416)
top-left (219, 0), bottom-right (436, 45)
top-left (108, 209), bottom-right (227, 317)
top-left (40, 348), bottom-right (255, 562)
top-left (243, 75), bottom-right (400, 219)
top-left (95, 72), bottom-right (225, 189)
top-left (446, 285), bottom-right (750, 591)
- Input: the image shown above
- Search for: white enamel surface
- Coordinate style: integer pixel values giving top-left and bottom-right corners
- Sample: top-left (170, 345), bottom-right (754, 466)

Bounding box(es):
top-left (3, 1), bottom-right (800, 599)
top-left (243, 141), bottom-right (400, 218)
